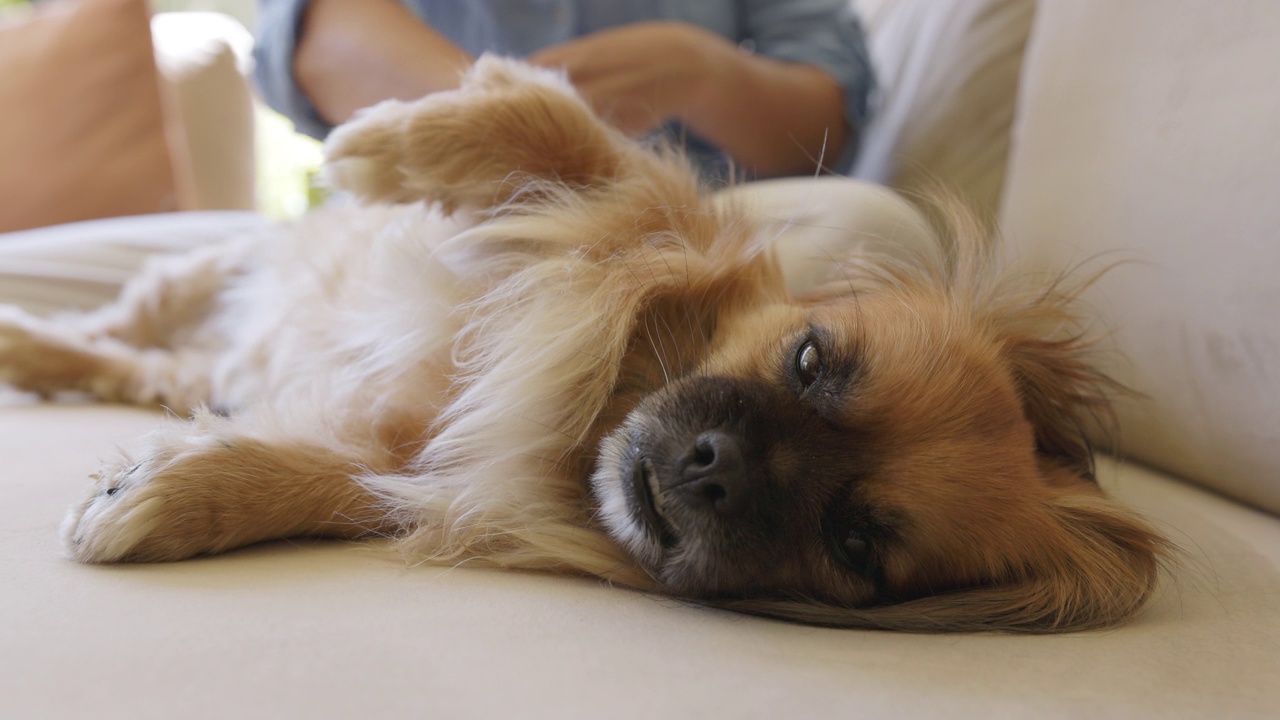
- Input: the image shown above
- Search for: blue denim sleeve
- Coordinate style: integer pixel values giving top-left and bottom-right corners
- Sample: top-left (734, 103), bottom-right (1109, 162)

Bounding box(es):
top-left (252, 0), bottom-right (335, 139)
top-left (742, 0), bottom-right (877, 175)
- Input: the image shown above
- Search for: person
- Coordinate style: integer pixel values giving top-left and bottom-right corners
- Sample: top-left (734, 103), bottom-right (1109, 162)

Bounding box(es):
top-left (0, 2), bottom-right (911, 318)
top-left (252, 0), bottom-right (876, 180)
top-left (248, 0), bottom-right (934, 294)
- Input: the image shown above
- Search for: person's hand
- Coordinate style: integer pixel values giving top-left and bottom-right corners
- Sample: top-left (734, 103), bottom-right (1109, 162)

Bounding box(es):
top-left (528, 22), bottom-right (730, 137)
top-left (531, 19), bottom-right (847, 178)
top-left (295, 0), bottom-right (474, 126)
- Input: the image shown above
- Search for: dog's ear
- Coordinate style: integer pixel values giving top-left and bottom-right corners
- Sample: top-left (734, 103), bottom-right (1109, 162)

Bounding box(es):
top-left (909, 193), bottom-right (1120, 480)
top-left (858, 194), bottom-right (1125, 479)
top-left (985, 279), bottom-right (1126, 483)
top-left (1002, 333), bottom-right (1115, 481)
top-left (930, 491), bottom-right (1167, 632)
top-left (323, 54), bottom-right (640, 212)
top-left (716, 490), bottom-right (1167, 633)
top-left (1030, 489), bottom-right (1168, 627)
top-left (965, 275), bottom-right (1170, 631)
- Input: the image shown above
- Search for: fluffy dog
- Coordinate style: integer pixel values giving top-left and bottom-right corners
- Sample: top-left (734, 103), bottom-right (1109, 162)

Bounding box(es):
top-left (0, 57), bottom-right (1169, 632)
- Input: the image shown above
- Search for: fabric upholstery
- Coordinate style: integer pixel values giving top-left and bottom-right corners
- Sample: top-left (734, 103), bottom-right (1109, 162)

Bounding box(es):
top-left (1000, 0), bottom-right (1280, 515)
top-left (1, 402), bottom-right (1277, 718)
top-left (0, 0), bottom-right (195, 233)
top-left (2, 3), bottom-right (1279, 715)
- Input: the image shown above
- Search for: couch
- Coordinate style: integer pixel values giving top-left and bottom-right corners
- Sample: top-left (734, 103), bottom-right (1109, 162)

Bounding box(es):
top-left (2, 1), bottom-right (1278, 717)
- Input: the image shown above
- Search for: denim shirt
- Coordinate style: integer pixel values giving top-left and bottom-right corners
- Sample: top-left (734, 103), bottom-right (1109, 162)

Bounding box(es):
top-left (253, 0), bottom-right (875, 178)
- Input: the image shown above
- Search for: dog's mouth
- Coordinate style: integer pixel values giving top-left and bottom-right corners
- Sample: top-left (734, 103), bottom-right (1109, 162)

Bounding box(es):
top-left (629, 456), bottom-right (675, 547)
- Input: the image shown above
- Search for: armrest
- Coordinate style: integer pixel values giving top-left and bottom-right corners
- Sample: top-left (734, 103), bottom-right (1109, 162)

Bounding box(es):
top-left (152, 12), bottom-right (257, 211)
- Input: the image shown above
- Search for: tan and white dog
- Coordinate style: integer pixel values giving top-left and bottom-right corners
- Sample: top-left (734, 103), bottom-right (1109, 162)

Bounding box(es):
top-left (0, 57), bottom-right (1169, 632)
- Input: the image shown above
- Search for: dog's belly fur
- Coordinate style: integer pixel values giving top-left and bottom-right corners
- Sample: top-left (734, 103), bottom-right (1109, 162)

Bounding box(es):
top-left (208, 206), bottom-right (461, 426)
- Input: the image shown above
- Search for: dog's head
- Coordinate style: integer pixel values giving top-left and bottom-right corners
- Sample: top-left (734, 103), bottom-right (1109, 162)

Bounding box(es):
top-left (327, 56), bottom-right (1169, 632)
top-left (591, 215), bottom-right (1170, 632)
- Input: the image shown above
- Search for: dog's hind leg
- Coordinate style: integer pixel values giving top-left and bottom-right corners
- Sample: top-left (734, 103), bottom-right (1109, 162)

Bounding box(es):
top-left (0, 304), bottom-right (217, 413)
top-left (61, 410), bottom-right (399, 563)
top-left (0, 241), bottom-right (250, 412)
top-left (67, 239), bottom-right (251, 349)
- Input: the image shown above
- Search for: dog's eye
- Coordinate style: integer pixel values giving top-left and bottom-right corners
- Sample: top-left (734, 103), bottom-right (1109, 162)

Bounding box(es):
top-left (795, 340), bottom-right (823, 387)
top-left (832, 529), bottom-right (873, 575)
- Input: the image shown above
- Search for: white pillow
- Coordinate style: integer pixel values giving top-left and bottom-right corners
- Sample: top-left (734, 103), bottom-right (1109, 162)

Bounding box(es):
top-left (0, 211), bottom-right (266, 315)
top-left (851, 0), bottom-right (1036, 218)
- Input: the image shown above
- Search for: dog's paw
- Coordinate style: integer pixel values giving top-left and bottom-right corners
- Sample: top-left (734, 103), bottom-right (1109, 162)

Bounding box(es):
top-left (62, 456), bottom-right (176, 563)
top-left (322, 55), bottom-right (574, 199)
top-left (459, 53), bottom-right (570, 92)
top-left (322, 54), bottom-right (614, 212)
top-left (61, 427), bottom-right (224, 563)
top-left (322, 98), bottom-right (418, 203)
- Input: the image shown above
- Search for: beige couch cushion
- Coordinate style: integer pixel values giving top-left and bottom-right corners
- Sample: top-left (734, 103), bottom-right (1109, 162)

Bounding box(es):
top-left (0, 0), bottom-right (195, 233)
top-left (1000, 0), bottom-right (1280, 514)
top-left (2, 401), bottom-right (1278, 717)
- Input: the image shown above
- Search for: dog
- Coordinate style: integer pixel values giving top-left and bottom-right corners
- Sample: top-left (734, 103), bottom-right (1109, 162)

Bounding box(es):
top-left (0, 57), bottom-right (1169, 632)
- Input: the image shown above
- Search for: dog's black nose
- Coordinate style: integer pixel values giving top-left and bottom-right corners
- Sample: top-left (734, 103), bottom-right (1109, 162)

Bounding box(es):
top-left (676, 430), bottom-right (752, 516)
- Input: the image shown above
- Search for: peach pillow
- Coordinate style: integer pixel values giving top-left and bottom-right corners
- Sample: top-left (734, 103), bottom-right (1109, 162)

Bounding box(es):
top-left (0, 0), bottom-right (194, 233)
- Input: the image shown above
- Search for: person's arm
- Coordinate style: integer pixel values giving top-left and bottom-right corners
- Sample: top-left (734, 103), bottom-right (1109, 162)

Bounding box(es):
top-left (684, 36), bottom-right (848, 178)
top-left (528, 22), bottom-right (847, 178)
top-left (293, 0), bottom-right (473, 127)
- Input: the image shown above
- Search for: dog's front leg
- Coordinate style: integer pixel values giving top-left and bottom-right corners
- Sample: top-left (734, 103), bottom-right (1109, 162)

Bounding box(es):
top-left (322, 54), bottom-right (669, 213)
top-left (62, 413), bottom-right (396, 562)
